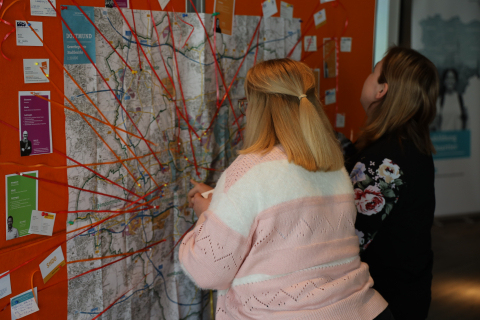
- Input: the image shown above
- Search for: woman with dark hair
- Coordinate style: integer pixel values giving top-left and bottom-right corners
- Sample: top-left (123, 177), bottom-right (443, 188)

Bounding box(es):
top-left (346, 47), bottom-right (439, 320)
top-left (433, 68), bottom-right (468, 130)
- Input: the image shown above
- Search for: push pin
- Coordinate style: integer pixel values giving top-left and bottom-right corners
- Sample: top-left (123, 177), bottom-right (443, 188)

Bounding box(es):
top-left (46, 74), bottom-right (49, 77)
top-left (164, 183), bottom-right (167, 187)
top-left (27, 23), bottom-right (31, 27)
top-left (137, 183), bottom-right (141, 187)
top-left (19, 173), bottom-right (23, 176)
top-left (35, 62), bottom-right (39, 66)
top-left (212, 12), bottom-right (220, 16)
top-left (42, 212), bottom-right (48, 216)
top-left (132, 70), bottom-right (137, 74)
top-left (68, 221), bottom-right (74, 225)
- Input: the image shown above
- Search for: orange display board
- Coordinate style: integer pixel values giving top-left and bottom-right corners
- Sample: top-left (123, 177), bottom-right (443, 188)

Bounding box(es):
top-left (0, 0), bottom-right (375, 318)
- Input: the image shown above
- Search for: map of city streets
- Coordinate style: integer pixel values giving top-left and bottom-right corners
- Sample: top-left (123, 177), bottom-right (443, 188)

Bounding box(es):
top-left (63, 7), bottom-right (301, 319)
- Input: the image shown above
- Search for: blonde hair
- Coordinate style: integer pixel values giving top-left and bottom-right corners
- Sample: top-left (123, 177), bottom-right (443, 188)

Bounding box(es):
top-left (356, 47), bottom-right (439, 154)
top-left (240, 58), bottom-right (344, 172)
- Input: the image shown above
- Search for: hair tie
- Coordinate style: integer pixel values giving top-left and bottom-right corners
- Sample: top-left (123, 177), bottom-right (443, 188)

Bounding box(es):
top-left (298, 94), bottom-right (307, 101)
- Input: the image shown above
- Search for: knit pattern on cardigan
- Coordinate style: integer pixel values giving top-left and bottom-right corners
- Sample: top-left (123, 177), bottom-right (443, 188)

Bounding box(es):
top-left (179, 146), bottom-right (387, 319)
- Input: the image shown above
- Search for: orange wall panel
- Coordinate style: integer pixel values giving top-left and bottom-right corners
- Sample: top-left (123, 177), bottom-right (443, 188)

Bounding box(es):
top-left (0, 0), bottom-right (374, 318)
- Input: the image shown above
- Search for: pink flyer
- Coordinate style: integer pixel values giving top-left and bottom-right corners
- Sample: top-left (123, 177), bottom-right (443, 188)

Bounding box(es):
top-left (18, 91), bottom-right (52, 157)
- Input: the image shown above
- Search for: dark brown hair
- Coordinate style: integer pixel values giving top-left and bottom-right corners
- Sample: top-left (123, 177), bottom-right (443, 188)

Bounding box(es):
top-left (356, 47), bottom-right (439, 154)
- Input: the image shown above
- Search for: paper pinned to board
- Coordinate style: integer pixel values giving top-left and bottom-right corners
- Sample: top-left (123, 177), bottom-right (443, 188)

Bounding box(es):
top-left (0, 271), bottom-right (12, 300)
top-left (314, 9), bottom-right (327, 28)
top-left (280, 1), bottom-right (293, 21)
top-left (39, 246), bottom-right (65, 283)
top-left (325, 88), bottom-right (336, 105)
top-left (10, 288), bottom-right (39, 319)
top-left (304, 36), bottom-right (317, 52)
top-left (340, 37), bottom-right (352, 52)
top-left (28, 210), bottom-right (56, 236)
top-left (262, 0), bottom-right (278, 19)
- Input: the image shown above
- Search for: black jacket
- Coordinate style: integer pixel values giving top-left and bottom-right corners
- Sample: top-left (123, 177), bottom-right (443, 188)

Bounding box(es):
top-left (345, 134), bottom-right (435, 320)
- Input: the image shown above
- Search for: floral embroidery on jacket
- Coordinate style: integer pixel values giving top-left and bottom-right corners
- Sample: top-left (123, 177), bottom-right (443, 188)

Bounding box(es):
top-left (350, 158), bottom-right (404, 251)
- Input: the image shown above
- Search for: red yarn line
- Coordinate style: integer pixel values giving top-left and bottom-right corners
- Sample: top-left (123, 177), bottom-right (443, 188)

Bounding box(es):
top-left (47, 0), bottom-right (165, 176)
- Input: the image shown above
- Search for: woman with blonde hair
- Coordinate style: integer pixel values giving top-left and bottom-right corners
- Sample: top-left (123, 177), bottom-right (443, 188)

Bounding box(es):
top-left (346, 47), bottom-right (439, 320)
top-left (180, 59), bottom-right (392, 319)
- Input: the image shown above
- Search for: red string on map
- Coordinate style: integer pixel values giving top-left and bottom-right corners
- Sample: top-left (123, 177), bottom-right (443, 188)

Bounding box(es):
top-left (0, 120), bottom-right (168, 239)
top-left (254, 23), bottom-right (260, 65)
top-left (111, 0), bottom-right (202, 178)
top-left (203, 17), bottom-right (263, 136)
top-left (164, 11), bottom-right (200, 176)
top-left (0, 190), bottom-right (165, 283)
top-left (16, 172), bottom-right (143, 206)
top-left (33, 91), bottom-right (157, 146)
top-left (187, 0), bottom-right (242, 135)
top-left (111, 0), bottom-right (200, 142)
top-left (91, 273), bottom-right (151, 320)
top-left (20, 5), bottom-right (161, 189)
top-left (286, 1), bottom-right (320, 58)
top-left (0, 119), bottom-right (143, 201)
top-left (1, 242), bottom-right (162, 315)
top-left (172, 7), bottom-right (195, 49)
top-left (31, 54), bottom-right (151, 187)
top-left (146, 0), bottom-right (183, 154)
top-left (165, 223), bottom-right (195, 257)
top-left (130, 1), bottom-right (143, 71)
top-left (214, 17), bottom-right (221, 121)
top-left (68, 0), bottom-right (133, 71)
top-left (46, 0), bottom-right (166, 178)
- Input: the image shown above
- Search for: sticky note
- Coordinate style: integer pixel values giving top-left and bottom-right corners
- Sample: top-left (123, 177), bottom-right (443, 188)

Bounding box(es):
top-left (340, 37), bottom-right (352, 52)
top-left (262, 0), bottom-right (278, 19)
top-left (10, 288), bottom-right (39, 319)
top-left (325, 88), bottom-right (336, 105)
top-left (39, 246), bottom-right (65, 283)
top-left (314, 9), bottom-right (326, 28)
top-left (336, 113), bottom-right (345, 128)
top-left (28, 210), bottom-right (56, 236)
top-left (0, 271), bottom-right (12, 299)
top-left (304, 36), bottom-right (317, 52)
top-left (280, 1), bottom-right (293, 21)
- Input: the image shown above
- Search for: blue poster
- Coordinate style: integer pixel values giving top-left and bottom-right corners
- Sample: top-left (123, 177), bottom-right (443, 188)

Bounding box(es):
top-left (62, 5), bottom-right (95, 65)
top-left (431, 131), bottom-right (471, 160)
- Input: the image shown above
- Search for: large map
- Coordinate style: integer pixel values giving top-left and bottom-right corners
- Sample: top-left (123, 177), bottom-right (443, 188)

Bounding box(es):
top-left (63, 7), bottom-right (301, 319)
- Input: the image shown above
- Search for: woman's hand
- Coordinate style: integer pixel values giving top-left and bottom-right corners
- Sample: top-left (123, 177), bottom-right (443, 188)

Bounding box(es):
top-left (188, 179), bottom-right (214, 216)
top-left (190, 192), bottom-right (213, 217)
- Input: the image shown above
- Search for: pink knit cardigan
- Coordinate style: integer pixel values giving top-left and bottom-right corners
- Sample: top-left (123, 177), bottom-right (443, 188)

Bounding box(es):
top-left (179, 146), bottom-right (387, 319)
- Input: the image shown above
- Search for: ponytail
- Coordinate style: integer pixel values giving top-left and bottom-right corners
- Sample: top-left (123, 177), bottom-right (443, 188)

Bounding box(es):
top-left (241, 59), bottom-right (344, 172)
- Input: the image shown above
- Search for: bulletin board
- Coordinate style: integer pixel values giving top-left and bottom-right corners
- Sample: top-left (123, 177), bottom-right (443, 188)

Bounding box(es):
top-left (0, 0), bottom-right (376, 318)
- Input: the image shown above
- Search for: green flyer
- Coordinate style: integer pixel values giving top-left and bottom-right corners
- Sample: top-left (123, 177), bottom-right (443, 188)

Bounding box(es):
top-left (5, 171), bottom-right (38, 240)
